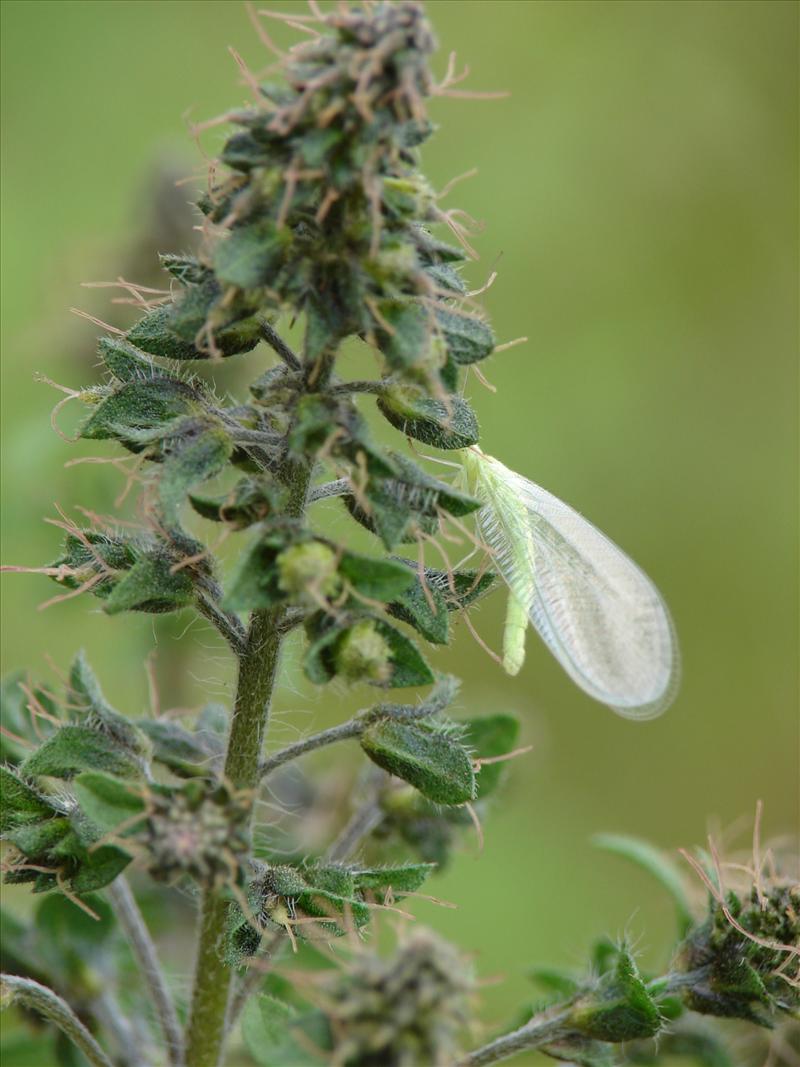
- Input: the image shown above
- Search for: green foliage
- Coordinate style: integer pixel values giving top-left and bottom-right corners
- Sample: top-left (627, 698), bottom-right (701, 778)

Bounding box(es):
top-left (304, 612), bottom-right (434, 688)
top-left (677, 883), bottom-right (800, 1025)
top-left (0, 766), bottom-right (61, 832)
top-left (242, 994), bottom-right (329, 1067)
top-left (569, 944), bottom-right (662, 1042)
top-left (72, 772), bottom-right (145, 833)
top-left (378, 380), bottom-right (481, 451)
top-left (1, 4), bottom-right (787, 1067)
top-left (19, 724), bottom-right (145, 780)
top-left (360, 719), bottom-right (475, 804)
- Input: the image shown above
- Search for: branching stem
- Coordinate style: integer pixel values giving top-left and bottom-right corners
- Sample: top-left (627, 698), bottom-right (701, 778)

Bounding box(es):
top-left (258, 318), bottom-right (302, 370)
top-left (258, 718), bottom-right (364, 779)
top-left (196, 594), bottom-right (248, 657)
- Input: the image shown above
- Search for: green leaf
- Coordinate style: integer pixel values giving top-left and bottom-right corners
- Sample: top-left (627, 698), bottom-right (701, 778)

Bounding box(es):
top-left (242, 995), bottom-right (328, 1067)
top-left (373, 299), bottom-right (435, 374)
top-left (20, 725), bottom-right (145, 780)
top-left (360, 720), bottom-right (475, 804)
top-left (68, 651), bottom-right (109, 717)
top-left (377, 385), bottom-right (479, 449)
top-left (425, 262), bottom-right (467, 294)
top-left (351, 863), bottom-right (435, 895)
top-left (386, 564), bottom-right (496, 644)
top-left (412, 229), bottom-right (465, 265)
top-left (190, 477), bottom-right (284, 528)
top-left (388, 452), bottom-right (481, 519)
top-left (35, 892), bottom-right (115, 956)
top-left (570, 945), bottom-right (662, 1043)
top-left (223, 527), bottom-right (292, 612)
top-left (67, 652), bottom-right (151, 767)
top-left (72, 772), bottom-right (145, 833)
top-left (7, 817), bottom-right (72, 858)
top-left (460, 714), bottom-right (521, 799)
top-left (67, 846), bottom-right (130, 893)
top-left (213, 220), bottom-right (288, 289)
top-left (435, 306), bottom-right (495, 364)
top-left (220, 130), bottom-right (273, 171)
top-left (592, 835), bottom-right (694, 936)
top-left (103, 551), bottom-right (195, 615)
top-left (159, 421), bottom-right (233, 523)
top-left (167, 280), bottom-right (262, 356)
top-left (300, 126), bottom-right (342, 166)
top-left (387, 572), bottom-right (449, 644)
top-left (0, 766), bottom-right (60, 832)
top-left (80, 377), bottom-right (199, 443)
top-left (68, 653), bottom-right (148, 761)
top-left (159, 253), bottom-right (209, 285)
top-left (97, 336), bottom-right (156, 381)
top-left (338, 552), bottom-right (416, 602)
top-left (135, 719), bottom-right (220, 777)
top-left (127, 305), bottom-right (200, 360)
top-left (344, 452), bottom-right (480, 550)
top-left (294, 884), bottom-right (369, 930)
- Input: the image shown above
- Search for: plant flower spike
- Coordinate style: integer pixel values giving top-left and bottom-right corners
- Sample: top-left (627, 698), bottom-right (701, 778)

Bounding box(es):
top-left (4, 5), bottom-right (794, 1067)
top-left (461, 447), bottom-right (678, 718)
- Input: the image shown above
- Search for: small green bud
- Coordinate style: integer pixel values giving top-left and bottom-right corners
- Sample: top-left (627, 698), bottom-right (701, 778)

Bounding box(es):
top-left (335, 619), bottom-right (393, 684)
top-left (276, 542), bottom-right (341, 604)
top-left (569, 945), bottom-right (662, 1043)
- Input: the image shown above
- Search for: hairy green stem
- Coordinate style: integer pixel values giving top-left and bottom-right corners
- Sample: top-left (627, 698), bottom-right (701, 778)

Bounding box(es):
top-left (257, 674), bottom-right (459, 779)
top-left (462, 1010), bottom-right (571, 1067)
top-left (183, 608), bottom-right (287, 1067)
top-left (109, 877), bottom-right (184, 1067)
top-left (1, 974), bottom-right (115, 1067)
top-left (463, 970), bottom-right (706, 1067)
top-left (258, 718), bottom-right (364, 779)
top-left (184, 351), bottom-right (325, 1067)
top-left (196, 594), bottom-right (248, 656)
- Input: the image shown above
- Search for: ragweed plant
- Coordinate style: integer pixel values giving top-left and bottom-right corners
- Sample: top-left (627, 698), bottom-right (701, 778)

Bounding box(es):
top-left (1, 4), bottom-right (796, 1067)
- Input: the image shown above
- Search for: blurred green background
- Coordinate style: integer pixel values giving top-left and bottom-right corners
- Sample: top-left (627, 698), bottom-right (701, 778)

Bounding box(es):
top-left (1, 1), bottom-right (797, 1063)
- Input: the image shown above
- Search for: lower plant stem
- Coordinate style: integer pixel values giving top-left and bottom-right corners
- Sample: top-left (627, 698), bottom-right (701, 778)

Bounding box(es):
top-left (184, 457), bottom-right (312, 1067)
top-left (1, 974), bottom-right (115, 1067)
top-left (109, 876), bottom-right (184, 1066)
top-left (184, 605), bottom-right (284, 1067)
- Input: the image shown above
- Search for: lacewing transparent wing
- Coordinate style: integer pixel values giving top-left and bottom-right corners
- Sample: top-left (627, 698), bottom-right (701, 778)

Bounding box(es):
top-left (461, 448), bottom-right (679, 719)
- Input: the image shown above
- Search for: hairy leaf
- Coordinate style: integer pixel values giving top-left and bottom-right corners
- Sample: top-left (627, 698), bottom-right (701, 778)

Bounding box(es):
top-left (360, 720), bottom-right (475, 804)
top-left (377, 385), bottom-right (479, 450)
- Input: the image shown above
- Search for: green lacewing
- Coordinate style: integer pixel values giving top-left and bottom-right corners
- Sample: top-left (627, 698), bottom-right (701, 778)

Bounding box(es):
top-left (460, 447), bottom-right (678, 719)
